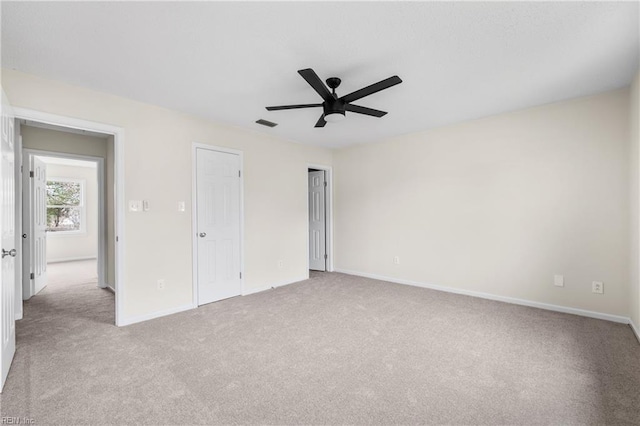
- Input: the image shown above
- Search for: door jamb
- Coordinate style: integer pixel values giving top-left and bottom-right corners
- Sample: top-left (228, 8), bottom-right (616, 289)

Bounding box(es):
top-left (306, 163), bottom-right (333, 273)
top-left (22, 149), bottom-right (106, 294)
top-left (191, 142), bottom-right (245, 307)
top-left (13, 107), bottom-right (126, 326)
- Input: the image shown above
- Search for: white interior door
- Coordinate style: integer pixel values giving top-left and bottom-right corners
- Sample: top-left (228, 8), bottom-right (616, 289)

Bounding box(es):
top-left (21, 154), bottom-right (30, 299)
top-left (30, 156), bottom-right (47, 295)
top-left (1, 90), bottom-right (16, 392)
top-left (196, 148), bottom-right (241, 305)
top-left (309, 170), bottom-right (326, 271)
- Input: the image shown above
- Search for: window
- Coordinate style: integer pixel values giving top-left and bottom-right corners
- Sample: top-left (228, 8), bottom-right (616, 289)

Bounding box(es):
top-left (46, 179), bottom-right (85, 233)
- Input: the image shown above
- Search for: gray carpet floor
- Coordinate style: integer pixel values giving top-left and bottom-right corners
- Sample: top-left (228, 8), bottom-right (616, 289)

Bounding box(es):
top-left (1, 271), bottom-right (639, 425)
top-left (46, 259), bottom-right (98, 290)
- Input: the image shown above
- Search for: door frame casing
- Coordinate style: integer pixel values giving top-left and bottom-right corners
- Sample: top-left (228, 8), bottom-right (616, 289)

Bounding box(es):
top-left (307, 163), bottom-right (334, 272)
top-left (13, 107), bottom-right (126, 326)
top-left (191, 142), bottom-right (245, 308)
top-left (22, 149), bottom-right (106, 296)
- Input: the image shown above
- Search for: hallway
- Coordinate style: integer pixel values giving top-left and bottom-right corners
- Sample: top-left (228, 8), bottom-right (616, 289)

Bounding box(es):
top-left (47, 259), bottom-right (100, 290)
top-left (23, 259), bottom-right (114, 326)
top-left (0, 260), bottom-right (115, 422)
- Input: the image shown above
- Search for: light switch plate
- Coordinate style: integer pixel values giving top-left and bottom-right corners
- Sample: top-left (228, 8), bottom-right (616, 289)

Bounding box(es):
top-left (554, 274), bottom-right (564, 287)
top-left (129, 200), bottom-right (142, 212)
top-left (178, 201), bottom-right (186, 212)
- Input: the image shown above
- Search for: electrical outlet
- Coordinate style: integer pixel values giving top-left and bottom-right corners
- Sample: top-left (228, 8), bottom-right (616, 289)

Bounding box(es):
top-left (554, 274), bottom-right (564, 287)
top-left (157, 279), bottom-right (165, 290)
top-left (592, 281), bottom-right (603, 294)
top-left (178, 201), bottom-right (186, 212)
top-left (277, 260), bottom-right (283, 269)
top-left (393, 256), bottom-right (400, 265)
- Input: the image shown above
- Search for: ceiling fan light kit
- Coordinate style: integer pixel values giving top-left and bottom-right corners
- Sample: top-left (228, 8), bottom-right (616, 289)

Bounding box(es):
top-left (266, 68), bottom-right (402, 128)
top-left (324, 112), bottom-right (346, 123)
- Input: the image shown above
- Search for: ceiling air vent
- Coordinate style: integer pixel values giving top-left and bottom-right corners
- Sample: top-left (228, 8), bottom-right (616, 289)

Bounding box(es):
top-left (256, 119), bottom-right (277, 128)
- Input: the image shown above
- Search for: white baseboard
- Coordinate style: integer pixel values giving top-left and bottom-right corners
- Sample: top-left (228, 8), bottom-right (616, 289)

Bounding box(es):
top-left (120, 276), bottom-right (307, 326)
top-left (48, 256), bottom-right (96, 264)
top-left (119, 303), bottom-right (195, 327)
top-left (630, 319), bottom-right (640, 344)
top-left (242, 275), bottom-right (308, 296)
top-left (105, 285), bottom-right (115, 294)
top-left (335, 269), bottom-right (630, 324)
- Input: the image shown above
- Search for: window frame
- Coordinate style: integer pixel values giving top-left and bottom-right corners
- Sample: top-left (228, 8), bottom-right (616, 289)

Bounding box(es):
top-left (45, 177), bottom-right (87, 236)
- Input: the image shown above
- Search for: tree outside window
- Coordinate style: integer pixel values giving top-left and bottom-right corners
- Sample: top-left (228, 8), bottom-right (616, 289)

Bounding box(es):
top-left (46, 180), bottom-right (84, 232)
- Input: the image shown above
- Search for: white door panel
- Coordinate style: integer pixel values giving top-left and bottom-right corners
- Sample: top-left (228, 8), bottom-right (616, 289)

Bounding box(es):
top-left (196, 148), bottom-right (241, 305)
top-left (31, 157), bottom-right (47, 295)
top-left (1, 90), bottom-right (16, 392)
top-left (309, 170), bottom-right (326, 271)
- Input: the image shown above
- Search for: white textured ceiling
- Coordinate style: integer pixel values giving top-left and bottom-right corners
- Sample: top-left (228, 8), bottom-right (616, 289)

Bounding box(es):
top-left (2, 2), bottom-right (638, 148)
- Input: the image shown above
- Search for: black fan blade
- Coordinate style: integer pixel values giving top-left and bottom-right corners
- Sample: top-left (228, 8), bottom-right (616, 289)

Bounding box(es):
top-left (340, 76), bottom-right (402, 103)
top-left (314, 114), bottom-right (327, 128)
top-left (298, 68), bottom-right (333, 102)
top-left (266, 104), bottom-right (322, 111)
top-left (345, 104), bottom-right (387, 117)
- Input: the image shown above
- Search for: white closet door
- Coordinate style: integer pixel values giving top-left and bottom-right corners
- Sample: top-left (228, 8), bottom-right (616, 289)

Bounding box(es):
top-left (308, 170), bottom-right (326, 271)
top-left (196, 148), bottom-right (241, 305)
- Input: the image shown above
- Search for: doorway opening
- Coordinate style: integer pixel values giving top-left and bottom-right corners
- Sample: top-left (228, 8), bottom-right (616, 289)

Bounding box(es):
top-left (1, 100), bottom-right (125, 391)
top-left (18, 121), bottom-right (116, 324)
top-left (23, 151), bottom-right (103, 298)
top-left (308, 165), bottom-right (333, 273)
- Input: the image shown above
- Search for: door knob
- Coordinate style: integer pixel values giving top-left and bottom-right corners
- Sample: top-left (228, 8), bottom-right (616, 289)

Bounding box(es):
top-left (199, 232), bottom-right (207, 238)
top-left (2, 249), bottom-right (16, 258)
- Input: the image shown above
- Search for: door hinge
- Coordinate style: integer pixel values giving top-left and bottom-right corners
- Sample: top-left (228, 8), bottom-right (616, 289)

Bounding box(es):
top-left (116, 236), bottom-right (119, 242)
top-left (239, 272), bottom-right (242, 279)
top-left (30, 272), bottom-right (34, 280)
top-left (29, 171), bottom-right (34, 178)
top-left (324, 181), bottom-right (327, 187)
top-left (238, 170), bottom-right (241, 178)
top-left (324, 254), bottom-right (328, 259)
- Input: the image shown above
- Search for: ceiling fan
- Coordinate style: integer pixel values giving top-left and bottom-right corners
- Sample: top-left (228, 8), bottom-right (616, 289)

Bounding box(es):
top-left (266, 68), bottom-right (402, 127)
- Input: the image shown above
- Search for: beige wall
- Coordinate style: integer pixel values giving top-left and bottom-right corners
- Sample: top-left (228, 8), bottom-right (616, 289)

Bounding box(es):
top-left (42, 162), bottom-right (98, 263)
top-left (630, 70), bottom-right (640, 329)
top-left (335, 90), bottom-right (630, 317)
top-left (6, 68), bottom-right (635, 324)
top-left (2, 69), bottom-right (333, 321)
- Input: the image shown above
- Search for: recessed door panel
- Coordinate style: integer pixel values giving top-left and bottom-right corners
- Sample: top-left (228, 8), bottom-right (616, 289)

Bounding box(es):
top-left (31, 156), bottom-right (47, 295)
